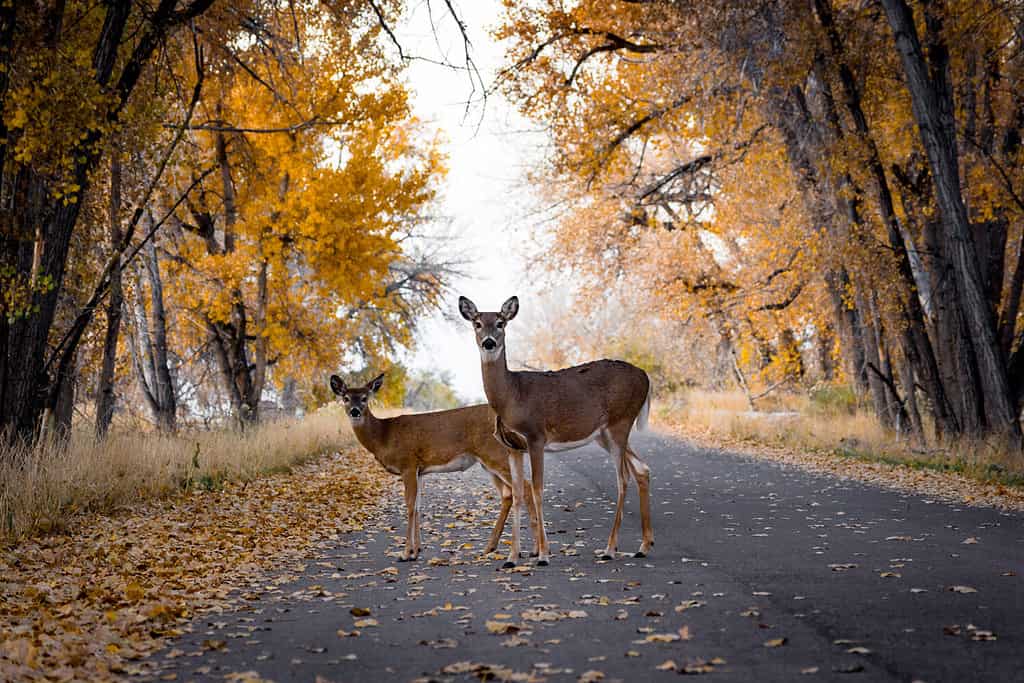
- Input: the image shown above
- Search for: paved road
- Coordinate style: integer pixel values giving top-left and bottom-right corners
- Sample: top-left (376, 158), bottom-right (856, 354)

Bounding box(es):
top-left (152, 431), bottom-right (1024, 682)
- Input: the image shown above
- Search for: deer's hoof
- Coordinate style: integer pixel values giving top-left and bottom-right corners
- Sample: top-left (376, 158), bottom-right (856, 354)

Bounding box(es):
top-left (600, 552), bottom-right (614, 561)
top-left (502, 561), bottom-right (516, 569)
top-left (634, 550), bottom-right (647, 558)
top-left (536, 558), bottom-right (549, 567)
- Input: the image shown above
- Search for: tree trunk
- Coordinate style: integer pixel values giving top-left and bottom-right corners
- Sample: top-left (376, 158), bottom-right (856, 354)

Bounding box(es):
top-left (0, 0), bottom-right (215, 446)
top-left (881, 0), bottom-right (1021, 443)
top-left (96, 150), bottom-right (123, 439)
top-left (813, 0), bottom-right (960, 438)
top-left (857, 291), bottom-right (896, 429)
top-left (142, 219), bottom-right (177, 431)
top-left (127, 230), bottom-right (177, 432)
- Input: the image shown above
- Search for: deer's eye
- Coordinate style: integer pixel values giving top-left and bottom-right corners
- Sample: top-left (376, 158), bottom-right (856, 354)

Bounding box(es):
top-left (473, 321), bottom-right (482, 329)
top-left (342, 395), bottom-right (350, 403)
top-left (495, 320), bottom-right (505, 329)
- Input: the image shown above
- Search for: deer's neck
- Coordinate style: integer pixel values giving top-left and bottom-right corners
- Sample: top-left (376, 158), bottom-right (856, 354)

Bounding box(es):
top-left (351, 410), bottom-right (388, 456)
top-left (480, 346), bottom-right (517, 416)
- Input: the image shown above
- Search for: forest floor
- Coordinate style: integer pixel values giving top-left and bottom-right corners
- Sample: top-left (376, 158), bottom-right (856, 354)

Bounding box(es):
top-left (0, 446), bottom-right (395, 681)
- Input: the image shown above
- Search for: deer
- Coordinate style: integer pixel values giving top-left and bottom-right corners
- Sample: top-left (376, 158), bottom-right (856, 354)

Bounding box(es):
top-left (329, 372), bottom-right (539, 568)
top-left (458, 295), bottom-right (653, 565)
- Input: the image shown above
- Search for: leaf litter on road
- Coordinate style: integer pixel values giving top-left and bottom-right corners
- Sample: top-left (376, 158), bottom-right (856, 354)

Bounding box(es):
top-left (0, 447), bottom-right (394, 681)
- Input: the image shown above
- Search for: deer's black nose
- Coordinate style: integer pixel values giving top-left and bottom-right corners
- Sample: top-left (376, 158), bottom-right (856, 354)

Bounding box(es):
top-left (482, 338), bottom-right (496, 350)
top-left (349, 408), bottom-right (361, 418)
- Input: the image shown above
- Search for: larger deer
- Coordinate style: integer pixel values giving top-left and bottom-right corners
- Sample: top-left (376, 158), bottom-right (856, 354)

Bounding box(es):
top-left (329, 373), bottom-right (538, 568)
top-left (458, 295), bottom-right (653, 565)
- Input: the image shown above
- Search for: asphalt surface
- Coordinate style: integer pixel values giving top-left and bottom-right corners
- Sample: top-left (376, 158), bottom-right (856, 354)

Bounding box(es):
top-left (151, 431), bottom-right (1024, 682)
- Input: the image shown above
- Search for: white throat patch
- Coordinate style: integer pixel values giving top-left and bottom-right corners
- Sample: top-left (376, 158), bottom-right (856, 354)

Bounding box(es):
top-left (479, 344), bottom-right (504, 363)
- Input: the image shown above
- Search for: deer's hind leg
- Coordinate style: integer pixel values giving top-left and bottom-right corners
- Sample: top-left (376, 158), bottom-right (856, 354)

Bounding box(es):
top-left (597, 430), bottom-right (630, 560)
top-left (624, 447), bottom-right (653, 557)
top-left (400, 470), bottom-right (420, 561)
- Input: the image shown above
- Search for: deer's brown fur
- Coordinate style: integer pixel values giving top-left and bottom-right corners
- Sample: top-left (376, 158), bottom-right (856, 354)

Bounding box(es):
top-left (459, 296), bottom-right (653, 564)
top-left (330, 373), bottom-right (537, 567)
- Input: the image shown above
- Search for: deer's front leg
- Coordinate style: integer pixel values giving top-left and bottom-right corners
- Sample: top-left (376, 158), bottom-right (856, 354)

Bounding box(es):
top-left (400, 470), bottom-right (419, 561)
top-left (522, 475), bottom-right (541, 557)
top-left (485, 473), bottom-right (513, 555)
top-left (414, 473), bottom-right (423, 557)
top-left (527, 443), bottom-right (549, 565)
top-left (503, 451), bottom-right (527, 568)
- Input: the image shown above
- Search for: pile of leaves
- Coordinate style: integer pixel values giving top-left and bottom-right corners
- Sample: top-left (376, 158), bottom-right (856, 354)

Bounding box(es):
top-left (0, 448), bottom-right (395, 680)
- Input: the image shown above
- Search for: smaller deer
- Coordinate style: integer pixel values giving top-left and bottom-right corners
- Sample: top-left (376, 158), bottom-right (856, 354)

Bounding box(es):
top-left (329, 373), bottom-right (537, 567)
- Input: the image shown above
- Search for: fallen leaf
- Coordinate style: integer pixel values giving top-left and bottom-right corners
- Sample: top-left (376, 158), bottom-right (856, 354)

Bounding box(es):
top-left (764, 638), bottom-right (788, 648)
top-left (948, 585), bottom-right (977, 594)
top-left (485, 620), bottom-right (522, 635)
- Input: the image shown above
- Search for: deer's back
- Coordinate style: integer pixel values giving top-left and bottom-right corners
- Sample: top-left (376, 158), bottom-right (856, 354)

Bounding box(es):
top-left (509, 359), bottom-right (649, 438)
top-left (382, 404), bottom-right (505, 459)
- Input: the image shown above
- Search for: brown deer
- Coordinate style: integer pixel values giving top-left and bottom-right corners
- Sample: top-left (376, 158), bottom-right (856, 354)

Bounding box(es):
top-left (329, 373), bottom-right (538, 567)
top-left (458, 295), bottom-right (653, 565)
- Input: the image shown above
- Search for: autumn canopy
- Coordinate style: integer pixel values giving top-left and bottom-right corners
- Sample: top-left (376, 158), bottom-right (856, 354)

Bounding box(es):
top-left (1, 0), bottom-right (1023, 449)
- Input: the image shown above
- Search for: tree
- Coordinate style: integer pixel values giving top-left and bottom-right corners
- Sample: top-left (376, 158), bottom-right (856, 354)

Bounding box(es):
top-left (497, 0), bottom-right (1024, 442)
top-left (0, 0), bottom-right (216, 445)
top-left (157, 5), bottom-right (446, 425)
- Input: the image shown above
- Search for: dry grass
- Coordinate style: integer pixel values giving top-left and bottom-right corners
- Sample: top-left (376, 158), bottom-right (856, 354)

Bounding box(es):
top-left (659, 387), bottom-right (1024, 487)
top-left (0, 406), bottom-right (354, 544)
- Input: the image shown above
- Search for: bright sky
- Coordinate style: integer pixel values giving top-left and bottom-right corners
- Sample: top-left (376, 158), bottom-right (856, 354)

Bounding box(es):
top-left (393, 0), bottom-right (549, 401)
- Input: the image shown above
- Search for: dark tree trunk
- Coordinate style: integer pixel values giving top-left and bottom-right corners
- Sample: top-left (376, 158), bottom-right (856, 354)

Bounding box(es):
top-left (127, 223), bottom-right (177, 433)
top-left (881, 0), bottom-right (1021, 442)
top-left (96, 151), bottom-right (123, 439)
top-left (858, 292), bottom-right (897, 429)
top-left (825, 270), bottom-right (870, 396)
top-left (813, 0), bottom-right (960, 438)
top-left (0, 0), bottom-right (216, 447)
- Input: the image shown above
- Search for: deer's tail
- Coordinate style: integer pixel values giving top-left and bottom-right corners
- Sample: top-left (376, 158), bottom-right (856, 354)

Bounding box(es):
top-left (635, 385), bottom-right (651, 432)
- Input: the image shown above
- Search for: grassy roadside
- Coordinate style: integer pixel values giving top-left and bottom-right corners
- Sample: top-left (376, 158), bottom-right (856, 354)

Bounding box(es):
top-left (0, 408), bottom-right (396, 680)
top-left (657, 388), bottom-right (1024, 510)
top-left (1, 407), bottom-right (355, 544)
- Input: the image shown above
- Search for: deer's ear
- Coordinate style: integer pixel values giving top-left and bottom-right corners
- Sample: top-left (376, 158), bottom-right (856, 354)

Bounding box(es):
top-left (500, 295), bottom-right (519, 321)
top-left (458, 296), bottom-right (478, 321)
top-left (367, 372), bottom-right (385, 394)
top-left (329, 375), bottom-right (347, 396)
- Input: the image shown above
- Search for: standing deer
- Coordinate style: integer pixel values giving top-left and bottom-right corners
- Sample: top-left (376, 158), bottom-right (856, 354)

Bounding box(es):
top-left (458, 295), bottom-right (653, 565)
top-left (329, 373), bottom-right (538, 567)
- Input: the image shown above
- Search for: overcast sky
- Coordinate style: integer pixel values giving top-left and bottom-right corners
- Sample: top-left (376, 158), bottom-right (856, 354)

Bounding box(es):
top-left (393, 0), bottom-right (550, 401)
